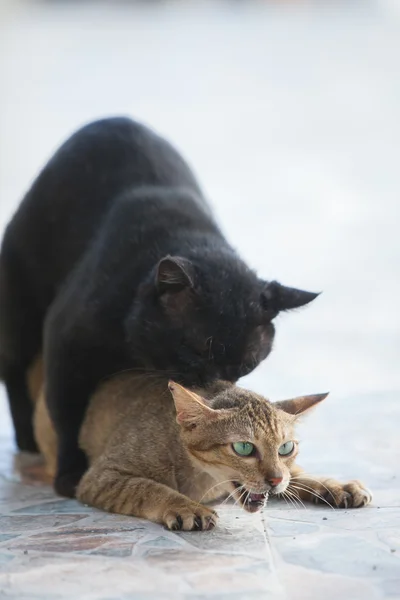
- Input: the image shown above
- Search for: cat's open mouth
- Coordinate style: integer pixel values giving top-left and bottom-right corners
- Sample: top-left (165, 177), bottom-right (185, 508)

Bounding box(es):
top-left (232, 481), bottom-right (268, 513)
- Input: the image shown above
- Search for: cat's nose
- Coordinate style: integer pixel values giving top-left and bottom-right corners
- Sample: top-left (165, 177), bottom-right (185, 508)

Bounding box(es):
top-left (266, 475), bottom-right (283, 488)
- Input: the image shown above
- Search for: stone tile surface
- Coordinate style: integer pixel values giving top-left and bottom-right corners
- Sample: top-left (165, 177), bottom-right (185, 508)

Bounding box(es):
top-left (0, 0), bottom-right (399, 598)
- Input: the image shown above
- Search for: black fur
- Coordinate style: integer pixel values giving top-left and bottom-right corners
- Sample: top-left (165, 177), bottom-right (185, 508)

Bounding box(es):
top-left (0, 117), bottom-right (318, 496)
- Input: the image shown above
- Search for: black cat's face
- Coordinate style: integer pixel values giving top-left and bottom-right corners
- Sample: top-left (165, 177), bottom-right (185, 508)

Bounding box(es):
top-left (126, 256), bottom-right (319, 386)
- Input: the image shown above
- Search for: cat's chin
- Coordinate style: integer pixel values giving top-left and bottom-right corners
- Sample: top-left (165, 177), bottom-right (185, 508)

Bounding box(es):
top-left (232, 481), bottom-right (268, 513)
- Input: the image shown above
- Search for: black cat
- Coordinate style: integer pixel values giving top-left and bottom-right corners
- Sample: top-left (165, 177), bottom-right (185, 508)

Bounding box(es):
top-left (0, 117), bottom-right (318, 497)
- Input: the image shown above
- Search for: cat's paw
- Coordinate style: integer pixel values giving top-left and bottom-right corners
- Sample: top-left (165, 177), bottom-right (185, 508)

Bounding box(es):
top-left (314, 479), bottom-right (372, 509)
top-left (164, 503), bottom-right (218, 531)
top-left (54, 470), bottom-right (85, 498)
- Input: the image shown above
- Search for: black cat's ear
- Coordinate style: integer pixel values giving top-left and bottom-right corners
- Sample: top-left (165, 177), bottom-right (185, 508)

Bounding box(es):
top-left (156, 256), bottom-right (194, 294)
top-left (261, 281), bottom-right (320, 315)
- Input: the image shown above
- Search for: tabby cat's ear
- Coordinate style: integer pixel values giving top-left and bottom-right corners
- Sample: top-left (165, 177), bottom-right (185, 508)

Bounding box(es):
top-left (168, 381), bottom-right (217, 428)
top-left (156, 256), bottom-right (194, 294)
top-left (261, 281), bottom-right (320, 317)
top-left (275, 392), bottom-right (329, 417)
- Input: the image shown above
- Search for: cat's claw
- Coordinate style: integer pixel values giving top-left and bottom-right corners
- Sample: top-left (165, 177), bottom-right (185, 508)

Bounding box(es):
top-left (314, 479), bottom-right (372, 509)
top-left (165, 505), bottom-right (218, 531)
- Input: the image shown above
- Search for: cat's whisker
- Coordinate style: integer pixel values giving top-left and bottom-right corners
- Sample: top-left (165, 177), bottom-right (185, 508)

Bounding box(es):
top-left (288, 487), bottom-right (304, 509)
top-left (291, 486), bottom-right (334, 510)
top-left (284, 490), bottom-right (301, 511)
top-left (236, 489), bottom-right (249, 511)
top-left (288, 490), bottom-right (304, 511)
top-left (230, 486), bottom-right (247, 508)
top-left (290, 475), bottom-right (336, 499)
top-left (235, 487), bottom-right (248, 509)
top-left (230, 486), bottom-right (246, 507)
top-left (223, 488), bottom-right (242, 509)
top-left (281, 490), bottom-right (299, 511)
top-left (289, 483), bottom-right (335, 510)
top-left (198, 479), bottom-right (237, 504)
top-left (219, 484), bottom-right (245, 508)
top-left (289, 476), bottom-right (338, 506)
top-left (285, 487), bottom-right (306, 510)
top-left (281, 492), bottom-right (295, 511)
top-left (279, 492), bottom-right (291, 510)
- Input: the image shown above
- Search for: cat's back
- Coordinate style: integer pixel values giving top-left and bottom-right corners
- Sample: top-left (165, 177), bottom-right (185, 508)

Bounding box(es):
top-left (11, 117), bottom-right (203, 225)
top-left (79, 374), bottom-right (176, 462)
top-left (4, 116), bottom-right (205, 247)
top-left (2, 117), bottom-right (210, 307)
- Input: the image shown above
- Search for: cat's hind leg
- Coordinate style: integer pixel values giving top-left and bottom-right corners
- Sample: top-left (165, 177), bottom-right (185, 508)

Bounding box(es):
top-left (77, 458), bottom-right (218, 531)
top-left (287, 464), bottom-right (372, 509)
top-left (0, 254), bottom-right (42, 452)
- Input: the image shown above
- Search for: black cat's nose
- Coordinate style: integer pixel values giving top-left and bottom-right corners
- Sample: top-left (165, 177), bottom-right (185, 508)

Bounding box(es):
top-left (266, 475), bottom-right (283, 488)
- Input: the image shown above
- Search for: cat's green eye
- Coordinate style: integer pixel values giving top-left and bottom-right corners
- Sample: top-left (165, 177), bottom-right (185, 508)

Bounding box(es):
top-left (232, 442), bottom-right (255, 457)
top-left (278, 441), bottom-right (295, 456)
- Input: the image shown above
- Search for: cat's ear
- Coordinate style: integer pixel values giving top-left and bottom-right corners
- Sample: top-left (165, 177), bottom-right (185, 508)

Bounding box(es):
top-left (168, 381), bottom-right (217, 429)
top-left (156, 256), bottom-right (194, 294)
top-left (261, 281), bottom-right (320, 317)
top-left (275, 392), bottom-right (329, 417)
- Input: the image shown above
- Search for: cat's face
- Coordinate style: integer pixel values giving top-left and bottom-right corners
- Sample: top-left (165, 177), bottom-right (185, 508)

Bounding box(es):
top-left (126, 256), bottom-right (318, 386)
top-left (169, 382), bottom-right (328, 513)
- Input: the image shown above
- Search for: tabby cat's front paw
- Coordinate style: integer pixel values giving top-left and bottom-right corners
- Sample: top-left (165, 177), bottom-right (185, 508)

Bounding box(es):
top-left (164, 503), bottom-right (218, 531)
top-left (314, 479), bottom-right (372, 509)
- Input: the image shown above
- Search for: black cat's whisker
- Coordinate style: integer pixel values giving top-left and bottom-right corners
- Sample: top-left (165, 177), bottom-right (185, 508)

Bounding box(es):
top-left (206, 336), bottom-right (214, 360)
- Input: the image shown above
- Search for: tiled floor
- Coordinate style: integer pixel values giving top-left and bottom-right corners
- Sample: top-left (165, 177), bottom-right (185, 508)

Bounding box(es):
top-left (1, 0), bottom-right (400, 598)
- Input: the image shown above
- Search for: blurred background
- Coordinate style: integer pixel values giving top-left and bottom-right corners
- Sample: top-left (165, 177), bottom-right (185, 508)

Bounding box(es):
top-left (0, 0), bottom-right (399, 439)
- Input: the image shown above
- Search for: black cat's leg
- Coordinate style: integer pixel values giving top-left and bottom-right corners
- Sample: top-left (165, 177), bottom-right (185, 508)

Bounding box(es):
top-left (0, 256), bottom-right (41, 452)
top-left (44, 336), bottom-right (93, 498)
top-left (45, 378), bottom-right (90, 498)
top-left (43, 302), bottom-right (116, 497)
top-left (4, 369), bottom-right (38, 452)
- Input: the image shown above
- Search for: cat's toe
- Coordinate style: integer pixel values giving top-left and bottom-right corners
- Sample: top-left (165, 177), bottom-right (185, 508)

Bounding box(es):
top-left (342, 481), bottom-right (372, 508)
top-left (318, 479), bottom-right (372, 509)
top-left (165, 506), bottom-right (217, 531)
top-left (331, 490), bottom-right (352, 508)
top-left (197, 511), bottom-right (218, 531)
top-left (169, 515), bottom-right (184, 531)
top-left (184, 507), bottom-right (217, 531)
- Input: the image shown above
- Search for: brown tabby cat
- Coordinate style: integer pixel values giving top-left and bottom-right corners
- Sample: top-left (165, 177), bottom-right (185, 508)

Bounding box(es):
top-left (28, 358), bottom-right (372, 531)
